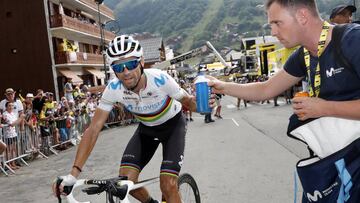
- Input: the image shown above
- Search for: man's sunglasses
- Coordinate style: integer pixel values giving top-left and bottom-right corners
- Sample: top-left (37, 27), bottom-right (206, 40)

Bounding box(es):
top-left (111, 59), bottom-right (141, 73)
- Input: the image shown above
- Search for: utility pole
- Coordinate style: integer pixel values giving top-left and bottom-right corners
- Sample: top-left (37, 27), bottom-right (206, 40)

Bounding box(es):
top-left (95, 0), bottom-right (108, 84)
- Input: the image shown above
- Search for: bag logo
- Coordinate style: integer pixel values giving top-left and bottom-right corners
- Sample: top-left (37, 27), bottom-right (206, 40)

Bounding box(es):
top-left (306, 190), bottom-right (322, 202)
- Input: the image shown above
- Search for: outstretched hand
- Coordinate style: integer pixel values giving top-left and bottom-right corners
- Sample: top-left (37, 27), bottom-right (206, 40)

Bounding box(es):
top-left (205, 75), bottom-right (226, 94)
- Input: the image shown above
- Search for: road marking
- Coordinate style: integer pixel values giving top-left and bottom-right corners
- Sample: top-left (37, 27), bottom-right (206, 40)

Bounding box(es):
top-left (191, 116), bottom-right (239, 127)
top-left (231, 118), bottom-right (239, 127)
top-left (227, 104), bottom-right (236, 109)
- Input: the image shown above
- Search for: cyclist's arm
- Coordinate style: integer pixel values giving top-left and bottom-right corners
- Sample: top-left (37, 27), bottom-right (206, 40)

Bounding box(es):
top-left (71, 108), bottom-right (110, 177)
top-left (179, 90), bottom-right (196, 112)
top-left (208, 69), bottom-right (302, 101)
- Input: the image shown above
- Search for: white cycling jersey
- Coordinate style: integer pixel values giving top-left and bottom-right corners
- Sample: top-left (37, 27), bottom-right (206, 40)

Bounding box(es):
top-left (98, 69), bottom-right (185, 126)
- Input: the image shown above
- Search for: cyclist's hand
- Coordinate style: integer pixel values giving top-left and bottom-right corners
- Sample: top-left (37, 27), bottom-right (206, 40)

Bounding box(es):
top-left (52, 174), bottom-right (77, 197)
top-left (292, 96), bottom-right (325, 120)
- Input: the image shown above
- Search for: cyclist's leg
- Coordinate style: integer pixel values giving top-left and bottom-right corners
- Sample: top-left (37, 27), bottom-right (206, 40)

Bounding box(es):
top-left (160, 114), bottom-right (186, 203)
top-left (119, 125), bottom-right (160, 203)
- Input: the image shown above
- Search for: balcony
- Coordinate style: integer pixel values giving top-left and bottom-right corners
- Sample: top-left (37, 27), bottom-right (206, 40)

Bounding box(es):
top-left (55, 51), bottom-right (104, 66)
top-left (50, 14), bottom-right (115, 44)
top-left (51, 0), bottom-right (115, 22)
top-left (78, 0), bottom-right (114, 19)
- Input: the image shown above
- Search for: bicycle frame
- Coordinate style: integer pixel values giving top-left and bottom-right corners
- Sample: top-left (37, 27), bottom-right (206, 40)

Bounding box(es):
top-left (66, 177), bottom-right (159, 203)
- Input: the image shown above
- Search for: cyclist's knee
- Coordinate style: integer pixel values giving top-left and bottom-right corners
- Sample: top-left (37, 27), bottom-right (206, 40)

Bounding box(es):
top-left (119, 167), bottom-right (140, 182)
top-left (160, 175), bottom-right (178, 195)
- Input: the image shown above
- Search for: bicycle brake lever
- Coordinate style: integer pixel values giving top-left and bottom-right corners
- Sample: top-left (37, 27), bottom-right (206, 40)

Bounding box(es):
top-left (55, 178), bottom-right (63, 203)
top-left (82, 186), bottom-right (106, 195)
top-left (63, 185), bottom-right (74, 195)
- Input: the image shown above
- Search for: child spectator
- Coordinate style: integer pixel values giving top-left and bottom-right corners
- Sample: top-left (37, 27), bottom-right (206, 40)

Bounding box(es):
top-left (3, 102), bottom-right (22, 170)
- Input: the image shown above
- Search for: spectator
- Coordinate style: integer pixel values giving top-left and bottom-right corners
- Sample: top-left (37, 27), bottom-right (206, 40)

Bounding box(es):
top-left (32, 89), bottom-right (46, 115)
top-left (86, 96), bottom-right (97, 119)
top-left (0, 113), bottom-right (6, 155)
top-left (0, 88), bottom-right (24, 117)
top-left (330, 4), bottom-right (357, 24)
top-left (55, 106), bottom-right (70, 150)
top-left (64, 78), bottom-right (74, 103)
top-left (214, 94), bottom-right (224, 118)
top-left (3, 102), bottom-right (22, 170)
top-left (0, 140), bottom-right (6, 155)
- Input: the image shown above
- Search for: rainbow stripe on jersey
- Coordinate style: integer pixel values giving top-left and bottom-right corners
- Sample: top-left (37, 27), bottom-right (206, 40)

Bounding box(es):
top-left (132, 96), bottom-right (173, 122)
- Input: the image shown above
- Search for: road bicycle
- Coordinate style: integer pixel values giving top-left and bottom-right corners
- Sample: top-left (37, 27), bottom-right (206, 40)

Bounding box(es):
top-left (56, 173), bottom-right (201, 203)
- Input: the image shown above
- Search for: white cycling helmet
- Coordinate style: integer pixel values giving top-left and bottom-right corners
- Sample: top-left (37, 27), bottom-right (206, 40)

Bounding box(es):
top-left (106, 35), bottom-right (143, 65)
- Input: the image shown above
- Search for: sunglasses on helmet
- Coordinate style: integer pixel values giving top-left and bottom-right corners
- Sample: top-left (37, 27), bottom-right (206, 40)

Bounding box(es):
top-left (111, 59), bottom-right (141, 73)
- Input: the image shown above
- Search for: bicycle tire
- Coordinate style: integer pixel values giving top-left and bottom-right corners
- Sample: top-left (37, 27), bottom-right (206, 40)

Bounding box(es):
top-left (178, 173), bottom-right (201, 203)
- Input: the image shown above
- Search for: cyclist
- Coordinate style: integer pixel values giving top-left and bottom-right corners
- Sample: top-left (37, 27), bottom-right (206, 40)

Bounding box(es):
top-left (52, 35), bottom-right (196, 203)
top-left (209, 0), bottom-right (360, 202)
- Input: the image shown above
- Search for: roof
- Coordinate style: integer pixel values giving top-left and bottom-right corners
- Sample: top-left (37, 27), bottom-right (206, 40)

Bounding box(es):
top-left (138, 37), bottom-right (164, 63)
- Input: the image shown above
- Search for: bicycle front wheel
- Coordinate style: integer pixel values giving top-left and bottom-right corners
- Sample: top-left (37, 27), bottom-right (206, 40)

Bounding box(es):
top-left (178, 173), bottom-right (201, 203)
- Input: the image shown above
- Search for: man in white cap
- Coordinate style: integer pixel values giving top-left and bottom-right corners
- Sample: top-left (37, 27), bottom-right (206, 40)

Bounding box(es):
top-left (0, 88), bottom-right (24, 118)
top-left (330, 4), bottom-right (357, 24)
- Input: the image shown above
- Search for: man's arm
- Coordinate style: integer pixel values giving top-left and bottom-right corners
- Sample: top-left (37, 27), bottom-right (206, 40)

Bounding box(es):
top-left (70, 108), bottom-right (110, 177)
top-left (208, 69), bottom-right (302, 101)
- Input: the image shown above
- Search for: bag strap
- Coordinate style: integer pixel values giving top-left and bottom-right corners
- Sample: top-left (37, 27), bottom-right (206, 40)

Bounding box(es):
top-left (298, 24), bottom-right (358, 78)
top-left (332, 24), bottom-right (357, 75)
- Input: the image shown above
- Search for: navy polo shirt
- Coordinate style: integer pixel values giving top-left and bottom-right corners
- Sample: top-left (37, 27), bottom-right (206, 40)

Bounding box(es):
top-left (284, 23), bottom-right (360, 101)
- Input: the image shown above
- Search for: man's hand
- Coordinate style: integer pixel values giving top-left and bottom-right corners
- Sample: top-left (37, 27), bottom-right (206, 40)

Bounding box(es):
top-left (292, 97), bottom-right (326, 121)
top-left (206, 76), bottom-right (226, 94)
top-left (52, 174), bottom-right (77, 197)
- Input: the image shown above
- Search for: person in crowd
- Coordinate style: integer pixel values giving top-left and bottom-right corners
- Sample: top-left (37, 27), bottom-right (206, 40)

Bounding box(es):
top-left (3, 102), bottom-right (23, 170)
top-left (0, 88), bottom-right (24, 117)
top-left (284, 87), bottom-right (293, 104)
top-left (55, 106), bottom-right (70, 150)
top-left (330, 4), bottom-right (357, 24)
top-left (208, 0), bottom-right (360, 202)
top-left (214, 93), bottom-right (224, 118)
top-left (86, 95), bottom-right (97, 119)
top-left (32, 89), bottom-right (46, 116)
top-left (0, 113), bottom-right (7, 155)
top-left (0, 140), bottom-right (6, 155)
top-left (40, 92), bottom-right (59, 144)
top-left (236, 77), bottom-right (248, 109)
top-left (64, 78), bottom-right (74, 103)
top-left (179, 80), bottom-right (193, 122)
top-left (53, 35), bottom-right (196, 203)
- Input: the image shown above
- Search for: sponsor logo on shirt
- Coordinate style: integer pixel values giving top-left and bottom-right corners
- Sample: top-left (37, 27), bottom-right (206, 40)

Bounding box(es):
top-left (326, 67), bottom-right (344, 78)
top-left (108, 81), bottom-right (123, 90)
top-left (154, 74), bottom-right (168, 87)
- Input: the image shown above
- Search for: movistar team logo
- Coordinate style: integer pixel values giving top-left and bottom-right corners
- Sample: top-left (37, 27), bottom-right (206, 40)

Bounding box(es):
top-left (306, 190), bottom-right (322, 202)
top-left (108, 81), bottom-right (122, 90)
top-left (326, 67), bottom-right (344, 78)
top-left (126, 104), bottom-right (133, 111)
top-left (154, 74), bottom-right (168, 87)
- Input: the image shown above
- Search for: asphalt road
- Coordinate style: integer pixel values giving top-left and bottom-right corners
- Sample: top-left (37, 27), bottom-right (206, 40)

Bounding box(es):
top-left (0, 96), bottom-right (309, 203)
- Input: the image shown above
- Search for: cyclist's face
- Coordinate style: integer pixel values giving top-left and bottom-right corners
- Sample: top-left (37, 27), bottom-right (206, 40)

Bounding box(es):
top-left (112, 57), bottom-right (144, 90)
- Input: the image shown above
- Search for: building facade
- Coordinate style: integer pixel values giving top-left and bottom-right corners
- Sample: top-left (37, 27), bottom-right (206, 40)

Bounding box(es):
top-left (1, 0), bottom-right (115, 100)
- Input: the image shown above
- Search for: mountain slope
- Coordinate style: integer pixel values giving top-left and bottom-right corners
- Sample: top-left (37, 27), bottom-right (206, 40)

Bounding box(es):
top-left (104, 0), bottom-right (357, 52)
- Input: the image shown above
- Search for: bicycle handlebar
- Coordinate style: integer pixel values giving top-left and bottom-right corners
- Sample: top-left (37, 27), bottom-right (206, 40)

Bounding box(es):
top-left (57, 176), bottom-right (159, 203)
top-left (66, 179), bottom-right (90, 203)
top-left (64, 177), bottom-right (133, 203)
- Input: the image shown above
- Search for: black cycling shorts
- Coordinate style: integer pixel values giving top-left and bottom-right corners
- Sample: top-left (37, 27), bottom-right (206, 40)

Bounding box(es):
top-left (120, 112), bottom-right (187, 177)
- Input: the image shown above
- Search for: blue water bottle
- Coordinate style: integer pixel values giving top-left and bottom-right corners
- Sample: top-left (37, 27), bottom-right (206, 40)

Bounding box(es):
top-left (195, 75), bottom-right (212, 113)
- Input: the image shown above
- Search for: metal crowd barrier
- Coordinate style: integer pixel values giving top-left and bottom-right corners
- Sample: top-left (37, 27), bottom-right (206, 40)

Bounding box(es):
top-left (0, 106), bottom-right (137, 176)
